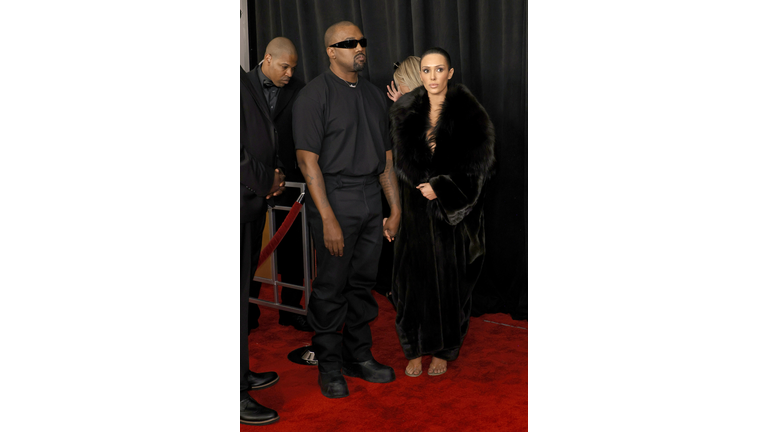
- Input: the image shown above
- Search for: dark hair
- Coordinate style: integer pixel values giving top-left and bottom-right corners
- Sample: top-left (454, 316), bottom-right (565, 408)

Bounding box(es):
top-left (420, 47), bottom-right (452, 70)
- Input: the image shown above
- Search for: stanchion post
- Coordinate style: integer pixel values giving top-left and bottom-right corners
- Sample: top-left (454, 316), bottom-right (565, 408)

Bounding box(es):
top-left (251, 181), bottom-right (312, 315)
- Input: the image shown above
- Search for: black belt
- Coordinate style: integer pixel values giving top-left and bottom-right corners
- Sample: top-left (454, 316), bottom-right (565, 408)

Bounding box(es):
top-left (324, 174), bottom-right (379, 186)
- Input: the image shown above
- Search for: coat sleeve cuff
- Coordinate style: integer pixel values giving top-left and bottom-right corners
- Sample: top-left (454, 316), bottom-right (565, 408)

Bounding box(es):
top-left (429, 175), bottom-right (477, 226)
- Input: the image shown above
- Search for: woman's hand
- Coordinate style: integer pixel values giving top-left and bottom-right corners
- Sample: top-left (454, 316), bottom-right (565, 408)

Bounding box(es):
top-left (386, 81), bottom-right (403, 102)
top-left (416, 183), bottom-right (437, 200)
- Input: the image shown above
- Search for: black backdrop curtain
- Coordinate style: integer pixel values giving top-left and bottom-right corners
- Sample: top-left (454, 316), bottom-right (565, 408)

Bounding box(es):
top-left (248, 0), bottom-right (527, 319)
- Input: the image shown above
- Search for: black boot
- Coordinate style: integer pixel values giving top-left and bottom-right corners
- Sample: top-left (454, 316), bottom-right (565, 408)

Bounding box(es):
top-left (247, 371), bottom-right (279, 390)
top-left (318, 371), bottom-right (349, 398)
top-left (342, 358), bottom-right (396, 383)
top-left (240, 394), bottom-right (279, 425)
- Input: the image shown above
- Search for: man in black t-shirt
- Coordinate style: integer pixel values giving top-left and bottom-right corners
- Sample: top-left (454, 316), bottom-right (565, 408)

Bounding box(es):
top-left (293, 21), bottom-right (401, 399)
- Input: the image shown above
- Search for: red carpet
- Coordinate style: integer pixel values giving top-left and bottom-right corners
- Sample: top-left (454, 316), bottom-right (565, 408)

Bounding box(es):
top-left (243, 288), bottom-right (527, 431)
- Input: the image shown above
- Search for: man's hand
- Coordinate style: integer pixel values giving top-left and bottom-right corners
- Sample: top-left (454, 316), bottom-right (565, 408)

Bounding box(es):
top-left (386, 81), bottom-right (403, 102)
top-left (323, 216), bottom-right (345, 257)
top-left (416, 183), bottom-right (436, 200)
top-left (383, 213), bottom-right (400, 242)
top-left (297, 150), bottom-right (343, 256)
top-left (266, 168), bottom-right (286, 199)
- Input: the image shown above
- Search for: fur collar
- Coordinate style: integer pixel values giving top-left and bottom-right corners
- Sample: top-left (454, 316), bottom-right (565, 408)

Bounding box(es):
top-left (390, 83), bottom-right (495, 187)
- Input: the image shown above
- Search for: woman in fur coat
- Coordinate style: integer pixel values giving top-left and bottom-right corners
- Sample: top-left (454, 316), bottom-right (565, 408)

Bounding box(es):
top-left (389, 48), bottom-right (495, 377)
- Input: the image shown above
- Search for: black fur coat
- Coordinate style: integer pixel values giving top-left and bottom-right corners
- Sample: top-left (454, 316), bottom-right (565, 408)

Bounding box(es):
top-left (389, 83), bottom-right (495, 361)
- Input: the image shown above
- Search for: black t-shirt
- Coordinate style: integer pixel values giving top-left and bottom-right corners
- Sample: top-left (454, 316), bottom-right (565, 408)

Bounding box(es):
top-left (292, 70), bottom-right (390, 177)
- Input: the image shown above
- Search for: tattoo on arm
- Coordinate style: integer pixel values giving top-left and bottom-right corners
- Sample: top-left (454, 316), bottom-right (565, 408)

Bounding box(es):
top-left (297, 151), bottom-right (333, 213)
top-left (379, 158), bottom-right (400, 212)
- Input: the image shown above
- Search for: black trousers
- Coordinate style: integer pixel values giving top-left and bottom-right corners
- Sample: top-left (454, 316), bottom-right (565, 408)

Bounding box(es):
top-left (241, 215), bottom-right (265, 399)
top-left (306, 175), bottom-right (383, 374)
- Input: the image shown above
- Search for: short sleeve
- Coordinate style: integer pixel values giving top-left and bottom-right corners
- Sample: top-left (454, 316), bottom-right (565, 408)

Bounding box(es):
top-left (292, 87), bottom-right (325, 155)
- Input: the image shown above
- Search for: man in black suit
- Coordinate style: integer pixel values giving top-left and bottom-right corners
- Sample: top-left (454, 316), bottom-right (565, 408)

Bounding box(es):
top-left (240, 66), bottom-right (285, 426)
top-left (246, 37), bottom-right (312, 333)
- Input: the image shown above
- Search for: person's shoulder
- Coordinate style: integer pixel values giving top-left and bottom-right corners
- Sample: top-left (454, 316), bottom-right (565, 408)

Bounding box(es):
top-left (360, 77), bottom-right (383, 94)
top-left (444, 83), bottom-right (489, 117)
top-left (307, 71), bottom-right (333, 88)
top-left (296, 73), bottom-right (329, 103)
top-left (391, 86), bottom-right (426, 113)
top-left (284, 77), bottom-right (306, 103)
top-left (287, 76), bottom-right (306, 90)
top-left (406, 85), bottom-right (427, 101)
top-left (446, 83), bottom-right (477, 104)
top-left (300, 73), bottom-right (331, 93)
top-left (241, 67), bottom-right (259, 99)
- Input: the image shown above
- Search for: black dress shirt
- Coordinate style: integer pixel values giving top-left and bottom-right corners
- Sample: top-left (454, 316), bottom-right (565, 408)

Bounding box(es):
top-left (256, 62), bottom-right (280, 116)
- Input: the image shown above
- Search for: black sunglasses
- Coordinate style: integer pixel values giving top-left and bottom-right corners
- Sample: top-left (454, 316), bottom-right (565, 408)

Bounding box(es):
top-left (329, 38), bottom-right (367, 49)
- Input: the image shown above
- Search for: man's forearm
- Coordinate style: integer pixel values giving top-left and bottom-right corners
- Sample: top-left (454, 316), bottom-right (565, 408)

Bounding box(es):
top-left (297, 150), bottom-right (346, 255)
top-left (296, 151), bottom-right (335, 220)
top-left (379, 152), bottom-right (401, 216)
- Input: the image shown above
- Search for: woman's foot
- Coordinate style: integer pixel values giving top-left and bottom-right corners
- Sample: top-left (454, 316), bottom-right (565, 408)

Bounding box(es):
top-left (405, 357), bottom-right (422, 377)
top-left (427, 357), bottom-right (447, 376)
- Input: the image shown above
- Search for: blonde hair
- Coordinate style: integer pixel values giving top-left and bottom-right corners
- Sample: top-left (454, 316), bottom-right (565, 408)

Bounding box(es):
top-left (393, 56), bottom-right (422, 93)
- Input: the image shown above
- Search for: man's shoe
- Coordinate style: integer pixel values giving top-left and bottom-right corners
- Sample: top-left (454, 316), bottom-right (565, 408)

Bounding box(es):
top-left (318, 371), bottom-right (349, 398)
top-left (240, 395), bottom-right (279, 425)
top-left (342, 358), bottom-right (396, 383)
top-left (247, 371), bottom-right (279, 390)
top-left (278, 313), bottom-right (313, 332)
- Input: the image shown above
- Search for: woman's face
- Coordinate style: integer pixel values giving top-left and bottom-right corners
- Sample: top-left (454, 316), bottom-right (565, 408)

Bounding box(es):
top-left (420, 53), bottom-right (454, 96)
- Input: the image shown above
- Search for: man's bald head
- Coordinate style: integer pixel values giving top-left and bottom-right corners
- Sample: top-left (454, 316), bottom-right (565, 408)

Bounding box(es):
top-left (324, 21), bottom-right (358, 47)
top-left (264, 36), bottom-right (297, 59)
top-left (261, 37), bottom-right (298, 87)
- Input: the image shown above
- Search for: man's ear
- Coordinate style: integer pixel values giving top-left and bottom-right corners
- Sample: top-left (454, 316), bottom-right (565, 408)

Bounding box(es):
top-left (264, 53), bottom-right (272, 65)
top-left (326, 47), bottom-right (335, 59)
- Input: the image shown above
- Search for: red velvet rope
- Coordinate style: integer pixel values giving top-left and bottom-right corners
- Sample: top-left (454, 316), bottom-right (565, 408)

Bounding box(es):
top-left (256, 201), bottom-right (304, 270)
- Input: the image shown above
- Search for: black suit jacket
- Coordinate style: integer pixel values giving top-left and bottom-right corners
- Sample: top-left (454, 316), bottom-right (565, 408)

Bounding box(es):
top-left (246, 67), bottom-right (305, 182)
top-left (241, 66), bottom-right (279, 223)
